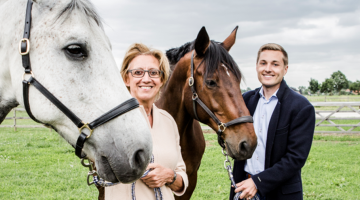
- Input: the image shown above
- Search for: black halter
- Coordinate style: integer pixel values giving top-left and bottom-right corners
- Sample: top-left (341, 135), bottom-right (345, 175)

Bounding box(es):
top-left (189, 51), bottom-right (253, 148)
top-left (20, 0), bottom-right (139, 159)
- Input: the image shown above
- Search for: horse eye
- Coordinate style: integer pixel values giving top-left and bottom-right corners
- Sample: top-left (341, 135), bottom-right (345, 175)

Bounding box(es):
top-left (205, 80), bottom-right (217, 87)
top-left (64, 44), bottom-right (87, 60)
top-left (67, 45), bottom-right (82, 54)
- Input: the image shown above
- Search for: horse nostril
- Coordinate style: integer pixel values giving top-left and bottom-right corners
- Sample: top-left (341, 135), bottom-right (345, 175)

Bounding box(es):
top-left (239, 140), bottom-right (249, 154)
top-left (133, 149), bottom-right (146, 168)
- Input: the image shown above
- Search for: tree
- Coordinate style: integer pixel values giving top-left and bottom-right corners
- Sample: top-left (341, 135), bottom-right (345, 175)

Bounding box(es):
top-left (330, 71), bottom-right (349, 92)
top-left (241, 87), bottom-right (252, 94)
top-left (350, 80), bottom-right (360, 94)
top-left (308, 78), bottom-right (320, 94)
top-left (320, 78), bottom-right (335, 94)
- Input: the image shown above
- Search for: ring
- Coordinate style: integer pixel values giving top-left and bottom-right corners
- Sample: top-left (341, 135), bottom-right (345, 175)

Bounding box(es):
top-left (248, 197), bottom-right (251, 200)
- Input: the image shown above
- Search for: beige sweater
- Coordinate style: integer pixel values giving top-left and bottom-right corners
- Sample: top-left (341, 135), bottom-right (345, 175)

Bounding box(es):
top-left (105, 105), bottom-right (188, 200)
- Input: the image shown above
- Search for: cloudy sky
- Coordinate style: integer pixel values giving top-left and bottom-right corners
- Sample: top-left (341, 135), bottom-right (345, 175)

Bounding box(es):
top-left (91, 0), bottom-right (360, 90)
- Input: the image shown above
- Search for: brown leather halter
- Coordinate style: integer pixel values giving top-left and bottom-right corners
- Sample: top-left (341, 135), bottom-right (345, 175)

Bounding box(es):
top-left (189, 51), bottom-right (253, 148)
top-left (19, 0), bottom-right (139, 159)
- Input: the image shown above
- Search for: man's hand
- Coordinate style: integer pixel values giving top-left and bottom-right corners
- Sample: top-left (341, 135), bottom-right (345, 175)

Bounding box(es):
top-left (234, 178), bottom-right (257, 199)
top-left (141, 163), bottom-right (173, 188)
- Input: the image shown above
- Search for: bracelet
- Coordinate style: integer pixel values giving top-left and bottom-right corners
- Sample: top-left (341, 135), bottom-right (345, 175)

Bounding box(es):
top-left (165, 170), bottom-right (177, 186)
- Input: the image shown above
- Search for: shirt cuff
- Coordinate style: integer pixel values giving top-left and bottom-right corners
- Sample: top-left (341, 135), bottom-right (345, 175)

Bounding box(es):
top-left (172, 171), bottom-right (188, 196)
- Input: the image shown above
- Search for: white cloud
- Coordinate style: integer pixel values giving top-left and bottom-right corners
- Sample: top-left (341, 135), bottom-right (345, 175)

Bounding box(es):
top-left (89, 0), bottom-right (360, 90)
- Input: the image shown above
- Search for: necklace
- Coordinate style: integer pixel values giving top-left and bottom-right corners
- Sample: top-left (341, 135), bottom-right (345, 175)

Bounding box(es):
top-left (147, 108), bottom-right (152, 117)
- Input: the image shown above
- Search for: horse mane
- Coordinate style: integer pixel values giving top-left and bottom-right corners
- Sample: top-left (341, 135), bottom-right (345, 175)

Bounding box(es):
top-left (57, 0), bottom-right (103, 27)
top-left (166, 40), bottom-right (242, 82)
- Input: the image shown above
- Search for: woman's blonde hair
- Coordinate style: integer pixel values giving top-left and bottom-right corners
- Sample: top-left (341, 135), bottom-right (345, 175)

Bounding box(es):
top-left (120, 43), bottom-right (170, 99)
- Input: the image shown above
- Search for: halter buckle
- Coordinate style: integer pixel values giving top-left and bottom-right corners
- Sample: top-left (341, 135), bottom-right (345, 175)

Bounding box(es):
top-left (87, 170), bottom-right (97, 185)
top-left (19, 38), bottom-right (30, 55)
top-left (189, 77), bottom-right (194, 86)
top-left (218, 123), bottom-right (226, 132)
top-left (22, 71), bottom-right (35, 82)
top-left (192, 93), bottom-right (198, 100)
top-left (81, 158), bottom-right (93, 170)
top-left (224, 157), bottom-right (232, 170)
top-left (79, 123), bottom-right (94, 139)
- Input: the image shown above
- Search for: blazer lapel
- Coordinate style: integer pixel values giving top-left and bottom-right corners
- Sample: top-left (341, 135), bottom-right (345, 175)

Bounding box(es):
top-left (264, 102), bottom-right (280, 168)
top-left (264, 79), bottom-right (288, 168)
top-left (246, 88), bottom-right (261, 116)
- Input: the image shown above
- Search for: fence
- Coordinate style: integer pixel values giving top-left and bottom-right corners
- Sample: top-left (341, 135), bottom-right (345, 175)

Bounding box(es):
top-left (306, 95), bottom-right (360, 102)
top-left (2, 103), bottom-right (360, 133)
top-left (0, 108), bottom-right (44, 131)
top-left (313, 102), bottom-right (360, 134)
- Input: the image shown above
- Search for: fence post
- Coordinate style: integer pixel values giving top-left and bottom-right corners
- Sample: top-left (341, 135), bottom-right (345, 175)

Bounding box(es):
top-left (325, 96), bottom-right (326, 102)
top-left (13, 109), bottom-right (17, 131)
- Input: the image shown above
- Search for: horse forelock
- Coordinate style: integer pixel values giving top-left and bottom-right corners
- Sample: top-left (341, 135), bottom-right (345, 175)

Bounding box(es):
top-left (165, 40), bottom-right (242, 82)
top-left (203, 41), bottom-right (242, 82)
top-left (56, 0), bottom-right (103, 28)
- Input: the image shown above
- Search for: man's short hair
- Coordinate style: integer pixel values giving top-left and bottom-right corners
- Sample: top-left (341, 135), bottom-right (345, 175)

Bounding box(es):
top-left (256, 43), bottom-right (288, 66)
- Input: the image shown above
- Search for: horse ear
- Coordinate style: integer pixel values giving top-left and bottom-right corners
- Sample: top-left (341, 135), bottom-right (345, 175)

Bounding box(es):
top-left (222, 26), bottom-right (238, 51)
top-left (194, 27), bottom-right (210, 57)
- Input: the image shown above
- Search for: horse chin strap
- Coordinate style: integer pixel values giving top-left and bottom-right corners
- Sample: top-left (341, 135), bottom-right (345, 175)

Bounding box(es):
top-left (20, 0), bottom-right (139, 185)
top-left (189, 51), bottom-right (253, 148)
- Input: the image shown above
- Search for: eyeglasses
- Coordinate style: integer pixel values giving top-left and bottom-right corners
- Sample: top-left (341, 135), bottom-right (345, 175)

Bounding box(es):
top-left (127, 69), bottom-right (163, 78)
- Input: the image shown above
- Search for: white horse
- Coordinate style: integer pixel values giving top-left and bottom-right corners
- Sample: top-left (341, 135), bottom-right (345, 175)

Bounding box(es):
top-left (0, 0), bottom-right (152, 184)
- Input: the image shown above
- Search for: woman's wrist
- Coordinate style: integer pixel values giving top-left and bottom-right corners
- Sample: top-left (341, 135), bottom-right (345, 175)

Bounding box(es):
top-left (165, 169), bottom-right (177, 186)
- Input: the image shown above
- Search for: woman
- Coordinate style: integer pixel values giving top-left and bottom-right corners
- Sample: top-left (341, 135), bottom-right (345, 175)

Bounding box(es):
top-left (105, 43), bottom-right (188, 199)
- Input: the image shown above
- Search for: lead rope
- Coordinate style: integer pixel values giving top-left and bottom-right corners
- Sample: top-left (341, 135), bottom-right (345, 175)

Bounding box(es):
top-left (81, 156), bottom-right (163, 200)
top-left (222, 148), bottom-right (259, 200)
top-left (131, 155), bottom-right (163, 200)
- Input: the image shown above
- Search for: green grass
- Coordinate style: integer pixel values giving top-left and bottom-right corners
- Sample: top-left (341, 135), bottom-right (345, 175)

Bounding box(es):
top-left (302, 139), bottom-right (360, 199)
top-left (1, 106), bottom-right (360, 199)
top-left (0, 128), bottom-right (98, 200)
top-left (0, 128), bottom-right (360, 199)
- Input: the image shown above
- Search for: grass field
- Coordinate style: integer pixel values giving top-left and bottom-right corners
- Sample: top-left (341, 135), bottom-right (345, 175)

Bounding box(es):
top-left (1, 98), bottom-right (359, 199)
top-left (0, 127), bottom-right (359, 200)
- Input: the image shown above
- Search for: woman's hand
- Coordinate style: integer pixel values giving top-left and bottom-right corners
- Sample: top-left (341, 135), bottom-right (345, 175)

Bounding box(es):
top-left (141, 163), bottom-right (173, 188)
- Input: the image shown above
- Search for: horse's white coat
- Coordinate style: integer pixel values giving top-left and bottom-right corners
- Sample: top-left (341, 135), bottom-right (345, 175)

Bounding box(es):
top-left (0, 0), bottom-right (152, 183)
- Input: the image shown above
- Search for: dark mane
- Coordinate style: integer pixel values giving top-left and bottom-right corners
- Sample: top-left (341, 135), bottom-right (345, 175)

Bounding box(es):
top-left (166, 40), bottom-right (242, 81)
top-left (57, 0), bottom-right (102, 27)
top-left (166, 42), bottom-right (193, 66)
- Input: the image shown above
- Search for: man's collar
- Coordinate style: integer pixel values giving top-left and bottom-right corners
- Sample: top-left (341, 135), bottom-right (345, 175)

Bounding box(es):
top-left (256, 79), bottom-right (289, 102)
top-left (259, 87), bottom-right (279, 99)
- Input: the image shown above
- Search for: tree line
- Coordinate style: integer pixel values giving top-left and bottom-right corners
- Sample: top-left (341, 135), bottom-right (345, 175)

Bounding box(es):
top-left (240, 70), bottom-right (359, 95)
top-left (307, 71), bottom-right (360, 95)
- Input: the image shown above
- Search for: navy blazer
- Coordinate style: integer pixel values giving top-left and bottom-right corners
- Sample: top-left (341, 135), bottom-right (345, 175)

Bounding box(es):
top-left (230, 80), bottom-right (315, 200)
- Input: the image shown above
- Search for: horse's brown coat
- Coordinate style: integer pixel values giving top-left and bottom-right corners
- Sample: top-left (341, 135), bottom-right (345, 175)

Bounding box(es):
top-left (155, 27), bottom-right (257, 200)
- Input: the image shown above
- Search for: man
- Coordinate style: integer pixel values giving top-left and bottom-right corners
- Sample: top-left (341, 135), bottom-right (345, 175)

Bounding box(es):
top-left (229, 43), bottom-right (315, 200)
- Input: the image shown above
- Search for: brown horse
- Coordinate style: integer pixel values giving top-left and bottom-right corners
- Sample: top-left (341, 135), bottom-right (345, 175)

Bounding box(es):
top-left (155, 26), bottom-right (257, 200)
top-left (96, 27), bottom-right (256, 200)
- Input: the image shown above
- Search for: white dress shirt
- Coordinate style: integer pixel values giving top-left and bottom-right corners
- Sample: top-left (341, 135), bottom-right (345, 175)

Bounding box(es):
top-left (244, 87), bottom-right (278, 175)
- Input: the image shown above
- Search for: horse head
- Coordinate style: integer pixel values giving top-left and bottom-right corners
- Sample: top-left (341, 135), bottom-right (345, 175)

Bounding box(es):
top-left (0, 0), bottom-right (152, 183)
top-left (185, 27), bottom-right (257, 160)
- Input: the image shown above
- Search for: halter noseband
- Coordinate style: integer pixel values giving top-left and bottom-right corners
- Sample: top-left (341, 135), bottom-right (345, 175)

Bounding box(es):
top-left (189, 51), bottom-right (253, 148)
top-left (20, 0), bottom-right (139, 159)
